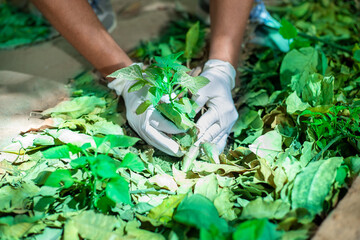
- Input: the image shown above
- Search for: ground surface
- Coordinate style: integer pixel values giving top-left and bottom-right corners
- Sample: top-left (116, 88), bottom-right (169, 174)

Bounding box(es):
top-left (0, 0), bottom-right (359, 239)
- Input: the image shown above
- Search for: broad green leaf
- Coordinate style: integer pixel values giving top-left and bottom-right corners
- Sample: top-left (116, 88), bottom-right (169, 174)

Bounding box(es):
top-left (184, 21), bottom-right (200, 59)
top-left (120, 152), bottom-right (145, 172)
top-left (42, 145), bottom-right (70, 159)
top-left (301, 74), bottom-right (334, 106)
top-left (279, 18), bottom-right (298, 40)
top-left (106, 134), bottom-right (140, 148)
top-left (146, 194), bottom-right (186, 226)
top-left (33, 135), bottom-right (55, 146)
top-left (194, 173), bottom-right (219, 201)
top-left (174, 194), bottom-right (229, 232)
top-left (285, 91), bottom-right (311, 114)
top-left (64, 210), bottom-right (123, 240)
top-left (214, 187), bottom-right (237, 221)
top-left (106, 176), bottom-right (131, 205)
top-left (233, 218), bottom-right (283, 240)
top-left (156, 102), bottom-right (195, 130)
top-left (177, 71), bottom-right (209, 94)
top-left (354, 49), bottom-right (360, 62)
top-left (280, 47), bottom-right (318, 88)
top-left (107, 64), bottom-right (144, 81)
top-left (93, 155), bottom-right (119, 179)
top-left (136, 100), bottom-right (152, 115)
top-left (42, 96), bottom-right (106, 118)
top-left (154, 52), bottom-right (188, 71)
top-left (128, 80), bottom-right (146, 92)
top-left (148, 86), bottom-right (163, 106)
top-left (232, 107), bottom-right (263, 137)
top-left (70, 156), bottom-right (88, 169)
top-left (291, 157), bottom-right (343, 215)
top-left (0, 182), bottom-right (40, 212)
top-left (44, 169), bottom-right (74, 189)
top-left (241, 198), bottom-right (291, 220)
top-left (249, 130), bottom-right (283, 164)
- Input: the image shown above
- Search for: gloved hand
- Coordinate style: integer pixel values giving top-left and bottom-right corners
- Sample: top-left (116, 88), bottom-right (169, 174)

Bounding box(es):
top-left (108, 64), bottom-right (185, 157)
top-left (193, 59), bottom-right (238, 153)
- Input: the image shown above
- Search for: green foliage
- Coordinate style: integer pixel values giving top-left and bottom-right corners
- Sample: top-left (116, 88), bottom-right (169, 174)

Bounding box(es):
top-left (279, 18), bottom-right (298, 40)
top-left (109, 52), bottom-right (209, 131)
top-left (0, 3), bottom-right (51, 49)
top-left (41, 134), bottom-right (141, 212)
top-left (233, 219), bottom-right (283, 240)
top-left (130, 16), bottom-right (207, 64)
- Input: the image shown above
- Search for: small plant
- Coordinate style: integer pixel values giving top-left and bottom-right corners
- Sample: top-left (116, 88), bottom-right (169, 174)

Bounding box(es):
top-left (108, 52), bottom-right (209, 132)
top-left (41, 134), bottom-right (143, 213)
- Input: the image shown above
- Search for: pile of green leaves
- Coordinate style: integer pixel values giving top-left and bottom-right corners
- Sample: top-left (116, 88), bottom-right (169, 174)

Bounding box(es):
top-left (0, 2), bottom-right (51, 49)
top-left (0, 1), bottom-right (359, 240)
top-left (130, 16), bottom-right (207, 66)
top-left (108, 52), bottom-right (209, 132)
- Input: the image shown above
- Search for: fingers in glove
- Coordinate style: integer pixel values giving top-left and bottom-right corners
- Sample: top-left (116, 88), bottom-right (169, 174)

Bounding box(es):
top-left (213, 132), bottom-right (229, 153)
top-left (192, 94), bottom-right (208, 113)
top-left (196, 107), bottom-right (219, 139)
top-left (196, 123), bottom-right (221, 145)
top-left (149, 110), bottom-right (185, 134)
top-left (141, 124), bottom-right (184, 157)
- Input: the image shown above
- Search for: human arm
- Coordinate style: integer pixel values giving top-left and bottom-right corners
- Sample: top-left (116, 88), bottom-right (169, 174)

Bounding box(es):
top-left (194, 0), bottom-right (253, 151)
top-left (30, 0), bottom-right (132, 76)
top-left (31, 0), bottom-right (184, 156)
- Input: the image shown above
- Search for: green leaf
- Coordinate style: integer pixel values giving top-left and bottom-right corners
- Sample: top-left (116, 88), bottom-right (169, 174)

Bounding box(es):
top-left (105, 176), bottom-right (131, 205)
top-left (120, 152), bottom-right (145, 172)
top-left (106, 134), bottom-right (140, 148)
top-left (107, 64), bottom-right (144, 81)
top-left (156, 102), bottom-right (195, 130)
top-left (136, 100), bottom-right (152, 115)
top-left (42, 145), bottom-right (70, 159)
top-left (240, 198), bottom-right (291, 220)
top-left (279, 18), bottom-right (298, 40)
top-left (233, 218), bottom-right (283, 240)
top-left (184, 21), bottom-right (200, 59)
top-left (93, 155), bottom-right (119, 179)
top-left (177, 71), bottom-right (209, 94)
top-left (44, 169), bottom-right (74, 189)
top-left (291, 157), bottom-right (343, 215)
top-left (285, 91), bottom-right (311, 114)
top-left (280, 47), bottom-right (318, 88)
top-left (354, 50), bottom-right (360, 62)
top-left (174, 194), bottom-right (229, 232)
top-left (42, 96), bottom-right (106, 118)
top-left (70, 156), bottom-right (88, 169)
top-left (128, 80), bottom-right (146, 92)
top-left (248, 130), bottom-right (283, 164)
top-left (146, 194), bottom-right (186, 226)
top-left (148, 86), bottom-right (164, 106)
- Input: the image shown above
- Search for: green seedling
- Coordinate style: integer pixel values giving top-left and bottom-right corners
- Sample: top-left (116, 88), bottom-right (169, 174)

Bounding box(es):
top-left (108, 52), bottom-right (209, 132)
top-left (41, 134), bottom-right (143, 213)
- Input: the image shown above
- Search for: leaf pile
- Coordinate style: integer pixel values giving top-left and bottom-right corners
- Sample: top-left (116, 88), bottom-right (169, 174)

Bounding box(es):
top-left (0, 2), bottom-right (51, 49)
top-left (0, 1), bottom-right (359, 240)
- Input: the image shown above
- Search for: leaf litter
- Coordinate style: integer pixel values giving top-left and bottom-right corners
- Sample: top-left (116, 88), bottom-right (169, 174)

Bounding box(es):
top-left (0, 1), bottom-right (360, 239)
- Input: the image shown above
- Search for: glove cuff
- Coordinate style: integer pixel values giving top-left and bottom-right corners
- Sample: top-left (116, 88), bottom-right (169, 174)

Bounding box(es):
top-left (107, 62), bottom-right (143, 96)
top-left (203, 59), bottom-right (236, 89)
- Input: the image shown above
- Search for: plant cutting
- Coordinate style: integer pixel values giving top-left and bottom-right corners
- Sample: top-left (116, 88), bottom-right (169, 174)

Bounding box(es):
top-left (108, 52), bottom-right (209, 143)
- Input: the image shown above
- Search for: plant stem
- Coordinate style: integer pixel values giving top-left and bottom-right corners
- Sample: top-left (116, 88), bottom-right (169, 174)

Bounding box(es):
top-left (308, 135), bottom-right (343, 165)
top-left (297, 32), bottom-right (352, 53)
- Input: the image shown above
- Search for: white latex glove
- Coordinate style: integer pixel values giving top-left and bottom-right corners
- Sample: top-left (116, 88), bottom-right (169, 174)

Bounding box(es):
top-left (108, 64), bottom-right (185, 157)
top-left (193, 59), bottom-right (239, 153)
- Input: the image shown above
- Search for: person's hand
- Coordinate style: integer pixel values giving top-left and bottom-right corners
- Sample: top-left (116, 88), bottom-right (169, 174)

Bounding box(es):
top-left (108, 64), bottom-right (184, 157)
top-left (193, 59), bottom-right (238, 152)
